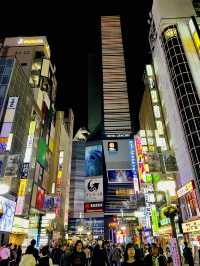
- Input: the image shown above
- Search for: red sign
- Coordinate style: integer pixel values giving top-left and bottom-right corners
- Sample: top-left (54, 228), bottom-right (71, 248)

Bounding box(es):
top-left (84, 202), bottom-right (103, 213)
top-left (35, 187), bottom-right (45, 210)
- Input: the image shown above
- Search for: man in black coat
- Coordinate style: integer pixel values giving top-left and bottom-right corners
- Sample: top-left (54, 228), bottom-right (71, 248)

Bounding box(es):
top-left (144, 243), bottom-right (167, 266)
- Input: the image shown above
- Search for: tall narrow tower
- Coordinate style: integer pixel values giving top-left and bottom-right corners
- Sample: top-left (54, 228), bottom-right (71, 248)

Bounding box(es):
top-left (101, 16), bottom-right (132, 138)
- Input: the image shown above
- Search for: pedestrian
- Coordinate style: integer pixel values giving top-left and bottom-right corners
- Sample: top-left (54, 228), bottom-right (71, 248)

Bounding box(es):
top-left (84, 244), bottom-right (91, 266)
top-left (19, 245), bottom-right (36, 266)
top-left (144, 243), bottom-right (167, 266)
top-left (91, 241), bottom-right (110, 266)
top-left (60, 244), bottom-right (71, 266)
top-left (68, 240), bottom-right (86, 266)
top-left (110, 244), bottom-right (122, 266)
top-left (51, 243), bottom-right (63, 265)
top-left (123, 243), bottom-right (143, 266)
top-left (38, 245), bottom-right (53, 266)
top-left (165, 247), bottom-right (173, 266)
top-left (10, 244), bottom-right (18, 266)
top-left (16, 245), bottom-right (22, 266)
top-left (28, 239), bottom-right (39, 262)
top-left (0, 243), bottom-right (11, 266)
top-left (183, 242), bottom-right (194, 266)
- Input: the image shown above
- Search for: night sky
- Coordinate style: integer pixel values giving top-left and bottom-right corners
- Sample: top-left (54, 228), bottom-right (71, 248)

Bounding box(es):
top-left (0, 1), bottom-right (152, 134)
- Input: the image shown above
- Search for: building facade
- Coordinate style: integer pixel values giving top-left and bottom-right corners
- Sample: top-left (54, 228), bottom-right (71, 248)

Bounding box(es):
top-left (150, 0), bottom-right (200, 245)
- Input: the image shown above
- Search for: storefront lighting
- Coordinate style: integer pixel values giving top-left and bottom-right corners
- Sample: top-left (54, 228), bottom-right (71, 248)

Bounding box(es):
top-left (0, 184), bottom-right (10, 194)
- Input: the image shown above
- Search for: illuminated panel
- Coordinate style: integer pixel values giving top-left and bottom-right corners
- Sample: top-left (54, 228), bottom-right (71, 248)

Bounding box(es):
top-left (101, 16), bottom-right (132, 137)
top-left (135, 136), bottom-right (146, 184)
top-left (0, 97), bottom-right (18, 152)
top-left (182, 219), bottom-right (200, 233)
top-left (189, 17), bottom-right (200, 57)
top-left (177, 180), bottom-right (195, 198)
top-left (15, 179), bottom-right (28, 215)
top-left (129, 140), bottom-right (139, 193)
top-left (24, 121), bottom-right (36, 163)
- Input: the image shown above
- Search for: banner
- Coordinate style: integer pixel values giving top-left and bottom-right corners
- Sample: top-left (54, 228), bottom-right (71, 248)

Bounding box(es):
top-left (85, 177), bottom-right (103, 202)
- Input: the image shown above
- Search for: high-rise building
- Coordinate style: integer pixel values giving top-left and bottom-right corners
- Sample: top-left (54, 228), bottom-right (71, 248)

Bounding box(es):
top-left (0, 36), bottom-right (58, 247)
top-left (150, 0), bottom-right (200, 242)
top-left (101, 16), bottom-right (132, 138)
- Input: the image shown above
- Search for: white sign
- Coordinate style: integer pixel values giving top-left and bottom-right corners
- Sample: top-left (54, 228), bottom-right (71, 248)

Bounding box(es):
top-left (85, 177), bottom-right (103, 202)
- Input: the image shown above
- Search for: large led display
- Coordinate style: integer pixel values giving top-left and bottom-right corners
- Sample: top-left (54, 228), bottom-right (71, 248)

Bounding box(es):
top-left (0, 196), bottom-right (16, 232)
top-left (107, 169), bottom-right (134, 183)
top-left (85, 145), bottom-right (103, 177)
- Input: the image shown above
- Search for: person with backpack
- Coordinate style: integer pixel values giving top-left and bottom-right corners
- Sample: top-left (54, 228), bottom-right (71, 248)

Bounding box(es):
top-left (110, 244), bottom-right (122, 266)
top-left (38, 246), bottom-right (53, 266)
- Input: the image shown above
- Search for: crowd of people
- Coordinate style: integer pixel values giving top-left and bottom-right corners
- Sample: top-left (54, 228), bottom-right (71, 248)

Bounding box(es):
top-left (0, 239), bottom-right (195, 266)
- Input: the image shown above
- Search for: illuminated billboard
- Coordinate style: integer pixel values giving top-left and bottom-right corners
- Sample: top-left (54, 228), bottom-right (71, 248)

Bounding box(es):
top-left (85, 144), bottom-right (103, 177)
top-left (0, 197), bottom-right (16, 232)
top-left (85, 177), bottom-right (103, 202)
top-left (107, 169), bottom-right (134, 183)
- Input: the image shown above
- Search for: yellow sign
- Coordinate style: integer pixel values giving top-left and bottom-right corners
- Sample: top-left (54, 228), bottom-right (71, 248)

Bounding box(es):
top-left (177, 181), bottom-right (194, 198)
top-left (182, 219), bottom-right (200, 233)
top-left (189, 18), bottom-right (200, 56)
top-left (29, 121), bottom-right (36, 136)
top-left (17, 38), bottom-right (44, 46)
top-left (18, 179), bottom-right (27, 197)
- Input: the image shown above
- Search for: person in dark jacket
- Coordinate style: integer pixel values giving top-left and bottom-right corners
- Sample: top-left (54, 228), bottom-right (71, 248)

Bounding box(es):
top-left (16, 246), bottom-right (22, 265)
top-left (183, 242), bottom-right (194, 266)
top-left (68, 240), bottom-right (86, 266)
top-left (51, 244), bottom-right (63, 265)
top-left (29, 239), bottom-right (39, 262)
top-left (91, 241), bottom-right (110, 266)
top-left (38, 246), bottom-right (53, 266)
top-left (60, 244), bottom-right (72, 266)
top-left (144, 243), bottom-right (167, 266)
top-left (123, 243), bottom-right (144, 266)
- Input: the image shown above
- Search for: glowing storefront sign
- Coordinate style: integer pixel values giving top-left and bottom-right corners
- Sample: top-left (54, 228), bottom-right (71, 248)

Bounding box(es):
top-left (24, 121), bottom-right (36, 163)
top-left (182, 219), bottom-right (200, 233)
top-left (177, 180), bottom-right (194, 198)
top-left (129, 140), bottom-right (139, 193)
top-left (17, 38), bottom-right (44, 46)
top-left (18, 179), bottom-right (27, 197)
top-left (12, 217), bottom-right (29, 234)
top-left (135, 136), bottom-right (146, 184)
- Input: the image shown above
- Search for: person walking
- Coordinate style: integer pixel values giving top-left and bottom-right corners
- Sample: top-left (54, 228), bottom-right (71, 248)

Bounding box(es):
top-left (16, 246), bottom-right (22, 266)
top-left (84, 244), bottom-right (91, 266)
top-left (144, 243), bottom-right (167, 266)
top-left (19, 246), bottom-right (36, 266)
top-left (51, 244), bottom-right (63, 265)
top-left (68, 240), bottom-right (86, 266)
top-left (0, 243), bottom-right (11, 266)
top-left (91, 241), bottom-right (110, 266)
top-left (123, 243), bottom-right (143, 266)
top-left (60, 244), bottom-right (71, 266)
top-left (27, 239), bottom-right (39, 262)
top-left (183, 242), bottom-right (194, 266)
top-left (38, 246), bottom-right (53, 266)
top-left (110, 244), bottom-right (122, 266)
top-left (10, 244), bottom-right (18, 266)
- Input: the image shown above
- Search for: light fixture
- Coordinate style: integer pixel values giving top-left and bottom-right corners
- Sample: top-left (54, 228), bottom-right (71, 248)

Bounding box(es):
top-left (0, 184), bottom-right (10, 195)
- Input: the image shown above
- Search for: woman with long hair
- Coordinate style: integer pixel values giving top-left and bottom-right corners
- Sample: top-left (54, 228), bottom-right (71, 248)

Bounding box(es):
top-left (68, 240), bottom-right (86, 266)
top-left (123, 243), bottom-right (143, 266)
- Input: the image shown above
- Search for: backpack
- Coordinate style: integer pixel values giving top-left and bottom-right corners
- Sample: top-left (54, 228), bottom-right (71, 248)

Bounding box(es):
top-left (111, 248), bottom-right (121, 262)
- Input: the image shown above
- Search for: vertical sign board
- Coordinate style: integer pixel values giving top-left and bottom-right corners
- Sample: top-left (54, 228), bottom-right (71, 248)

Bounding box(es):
top-left (0, 97), bottom-right (18, 153)
top-left (129, 140), bottom-right (139, 193)
top-left (170, 239), bottom-right (181, 266)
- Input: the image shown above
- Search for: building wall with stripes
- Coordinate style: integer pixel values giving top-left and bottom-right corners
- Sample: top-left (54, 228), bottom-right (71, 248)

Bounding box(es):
top-left (101, 16), bottom-right (132, 138)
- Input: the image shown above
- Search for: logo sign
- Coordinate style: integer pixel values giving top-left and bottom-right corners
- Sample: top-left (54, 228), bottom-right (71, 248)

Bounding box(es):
top-left (85, 177), bottom-right (103, 203)
top-left (177, 180), bottom-right (194, 198)
top-left (170, 239), bottom-right (181, 266)
top-left (84, 202), bottom-right (103, 213)
top-left (182, 219), bottom-right (200, 233)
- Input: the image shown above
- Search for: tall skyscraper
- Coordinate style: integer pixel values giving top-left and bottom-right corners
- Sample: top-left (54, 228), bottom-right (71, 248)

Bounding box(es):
top-left (150, 0), bottom-right (200, 232)
top-left (101, 16), bottom-right (132, 138)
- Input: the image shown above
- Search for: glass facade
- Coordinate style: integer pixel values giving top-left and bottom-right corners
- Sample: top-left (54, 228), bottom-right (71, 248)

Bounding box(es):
top-left (162, 25), bottom-right (200, 190)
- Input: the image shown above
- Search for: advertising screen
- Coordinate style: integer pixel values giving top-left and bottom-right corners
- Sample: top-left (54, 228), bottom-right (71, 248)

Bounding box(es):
top-left (85, 177), bottom-right (103, 202)
top-left (0, 196), bottom-right (16, 232)
top-left (4, 154), bottom-right (20, 177)
top-left (44, 195), bottom-right (57, 210)
top-left (107, 169), bottom-right (134, 183)
top-left (103, 139), bottom-right (132, 170)
top-left (37, 138), bottom-right (47, 168)
top-left (85, 145), bottom-right (103, 177)
top-left (84, 202), bottom-right (103, 213)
